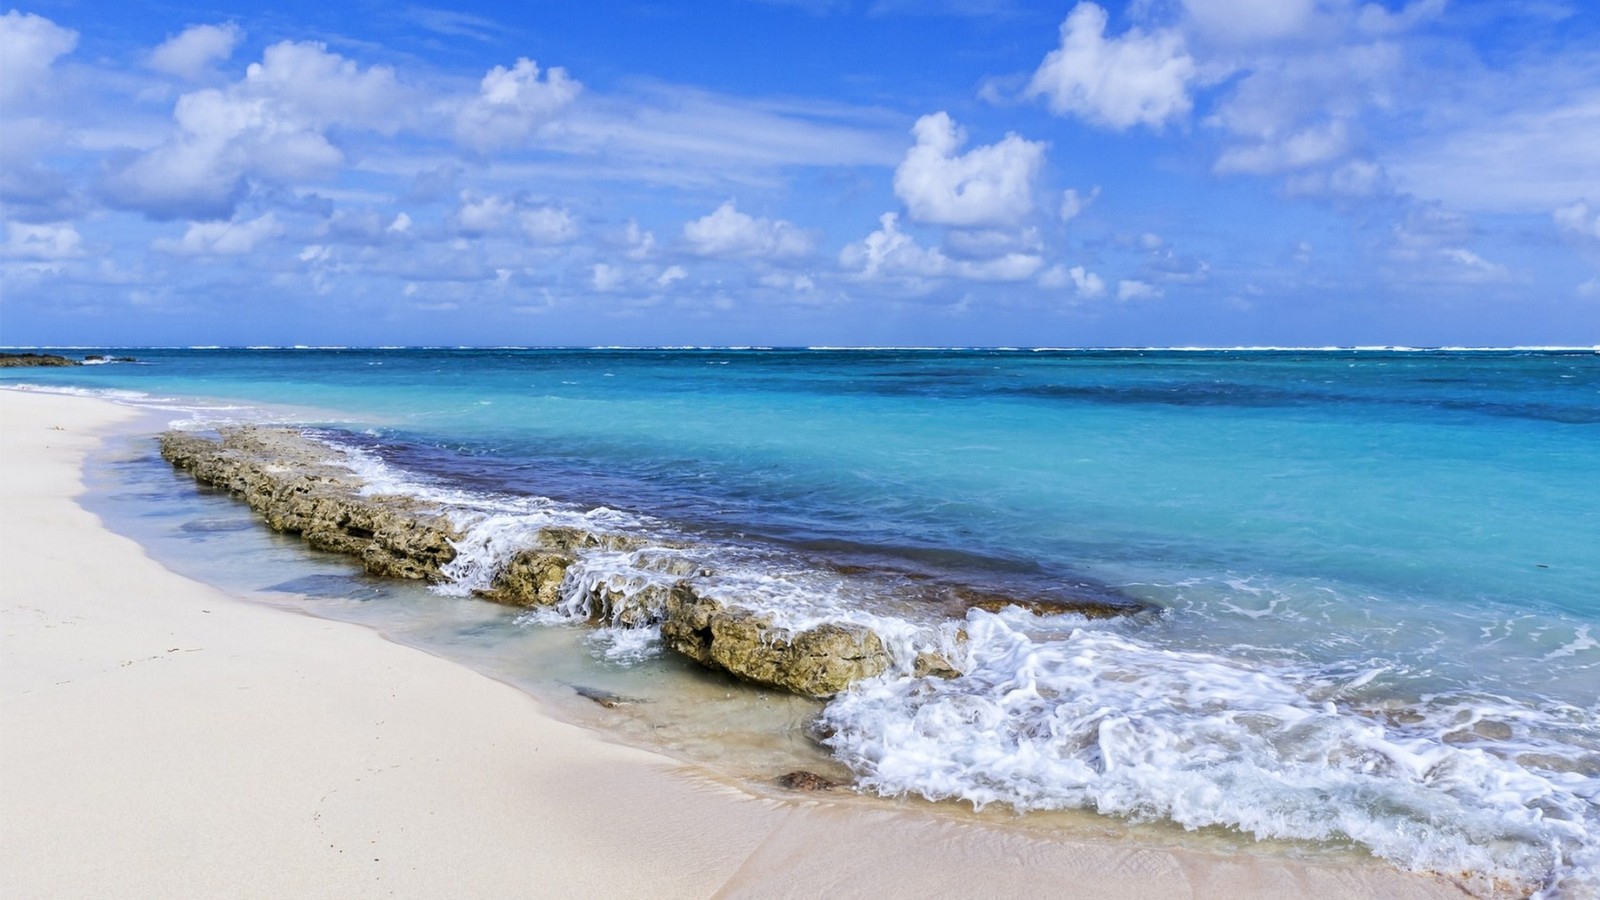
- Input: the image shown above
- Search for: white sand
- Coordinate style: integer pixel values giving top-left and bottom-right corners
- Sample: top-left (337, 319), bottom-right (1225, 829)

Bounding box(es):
top-left (0, 389), bottom-right (1463, 899)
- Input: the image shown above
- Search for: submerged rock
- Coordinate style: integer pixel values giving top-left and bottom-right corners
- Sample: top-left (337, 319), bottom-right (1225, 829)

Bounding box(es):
top-left (660, 584), bottom-right (891, 698)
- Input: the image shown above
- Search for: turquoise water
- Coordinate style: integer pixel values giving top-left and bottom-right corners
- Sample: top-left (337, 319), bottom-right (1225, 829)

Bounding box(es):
top-left (7, 347), bottom-right (1599, 896)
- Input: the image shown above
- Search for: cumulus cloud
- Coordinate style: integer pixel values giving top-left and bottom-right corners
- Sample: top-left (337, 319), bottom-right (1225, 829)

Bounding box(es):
top-left (839, 212), bottom-right (949, 279)
top-left (102, 41), bottom-right (406, 220)
top-left (0, 11), bottom-right (77, 105)
top-left (153, 212), bottom-right (283, 256)
top-left (1027, 2), bottom-right (1195, 130)
top-left (839, 212), bottom-right (1042, 283)
top-left (454, 193), bottom-right (514, 234)
top-left (960, 253), bottom-right (1044, 281)
top-left (454, 58), bottom-right (580, 152)
top-left (1040, 263), bottom-right (1107, 297)
top-left (657, 265), bottom-right (687, 287)
top-left (1554, 200), bottom-right (1600, 240)
top-left (1, 222), bottom-right (83, 260)
top-left (893, 112), bottom-right (1044, 227)
top-left (683, 201), bottom-right (813, 259)
top-left (148, 23), bottom-right (243, 80)
top-left (519, 205), bottom-right (578, 244)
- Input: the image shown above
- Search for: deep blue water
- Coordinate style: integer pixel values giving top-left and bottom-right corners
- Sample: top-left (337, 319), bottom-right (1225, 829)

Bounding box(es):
top-left (7, 347), bottom-right (1599, 895)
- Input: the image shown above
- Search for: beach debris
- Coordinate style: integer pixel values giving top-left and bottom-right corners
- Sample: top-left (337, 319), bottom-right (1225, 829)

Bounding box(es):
top-left (776, 770), bottom-right (841, 791)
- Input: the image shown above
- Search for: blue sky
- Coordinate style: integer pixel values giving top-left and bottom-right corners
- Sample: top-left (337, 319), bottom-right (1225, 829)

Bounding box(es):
top-left (2, 0), bottom-right (1597, 347)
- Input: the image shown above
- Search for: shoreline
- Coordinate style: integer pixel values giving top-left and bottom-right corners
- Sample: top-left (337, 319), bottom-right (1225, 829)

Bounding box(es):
top-left (0, 389), bottom-right (1463, 898)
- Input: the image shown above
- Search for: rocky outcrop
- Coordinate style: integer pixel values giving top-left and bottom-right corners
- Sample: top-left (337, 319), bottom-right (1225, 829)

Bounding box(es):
top-left (0, 352), bottom-right (80, 367)
top-left (159, 427), bottom-right (461, 582)
top-left (660, 584), bottom-right (891, 698)
top-left (477, 526), bottom-right (645, 610)
top-left (159, 426), bottom-right (1155, 702)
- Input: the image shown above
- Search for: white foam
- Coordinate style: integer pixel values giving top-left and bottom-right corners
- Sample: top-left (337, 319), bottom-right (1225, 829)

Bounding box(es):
top-left (819, 611), bottom-right (1599, 897)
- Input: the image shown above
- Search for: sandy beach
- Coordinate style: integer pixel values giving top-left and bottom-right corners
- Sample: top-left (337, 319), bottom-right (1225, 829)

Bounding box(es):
top-left (0, 389), bottom-right (1464, 899)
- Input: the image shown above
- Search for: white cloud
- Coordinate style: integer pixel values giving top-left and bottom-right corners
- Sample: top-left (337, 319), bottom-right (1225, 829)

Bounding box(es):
top-left (243, 41), bottom-right (405, 131)
top-left (893, 112), bottom-right (1045, 227)
top-left (1060, 186), bottom-right (1099, 222)
top-left (839, 212), bottom-right (1041, 283)
top-left (683, 201), bottom-right (813, 259)
top-left (1027, 2), bottom-right (1196, 130)
top-left (0, 11), bottom-right (76, 105)
top-left (1117, 279), bottom-right (1163, 301)
top-left (153, 212), bottom-right (283, 256)
top-left (388, 212), bottom-right (412, 233)
top-left (455, 193), bottom-right (514, 234)
top-left (454, 58), bottom-right (580, 153)
top-left (148, 23), bottom-right (243, 80)
top-left (1, 222), bottom-right (83, 260)
top-left (1039, 264), bottom-right (1106, 297)
top-left (657, 265), bottom-right (687, 287)
top-left (519, 206), bottom-right (578, 244)
top-left (1578, 277), bottom-right (1600, 298)
top-left (1554, 200), bottom-right (1600, 240)
top-left (839, 212), bottom-right (949, 279)
top-left (103, 41), bottom-right (406, 220)
top-left (958, 253), bottom-right (1044, 282)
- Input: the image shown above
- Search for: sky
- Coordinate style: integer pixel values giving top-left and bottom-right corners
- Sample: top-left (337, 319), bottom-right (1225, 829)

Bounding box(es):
top-left (1, 0), bottom-right (1598, 347)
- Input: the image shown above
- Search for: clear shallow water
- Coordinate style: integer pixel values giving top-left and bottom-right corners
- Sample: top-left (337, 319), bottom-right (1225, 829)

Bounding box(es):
top-left (9, 347), bottom-right (1600, 897)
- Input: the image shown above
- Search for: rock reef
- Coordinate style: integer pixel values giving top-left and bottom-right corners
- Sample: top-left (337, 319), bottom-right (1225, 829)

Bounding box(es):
top-left (159, 426), bottom-right (911, 698)
top-left (0, 352), bottom-right (80, 367)
top-left (161, 427), bottom-right (1151, 699)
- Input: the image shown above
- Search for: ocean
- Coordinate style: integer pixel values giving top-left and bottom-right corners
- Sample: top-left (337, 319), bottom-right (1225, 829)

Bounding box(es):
top-left (6, 347), bottom-right (1598, 896)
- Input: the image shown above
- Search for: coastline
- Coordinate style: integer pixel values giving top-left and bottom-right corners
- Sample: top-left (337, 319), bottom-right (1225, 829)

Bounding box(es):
top-left (0, 389), bottom-right (1463, 899)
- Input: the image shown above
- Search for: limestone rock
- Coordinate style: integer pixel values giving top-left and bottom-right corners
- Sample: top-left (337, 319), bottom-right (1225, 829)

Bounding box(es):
top-left (661, 584), bottom-right (890, 698)
top-left (159, 427), bottom-right (461, 582)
